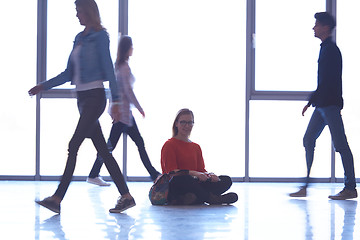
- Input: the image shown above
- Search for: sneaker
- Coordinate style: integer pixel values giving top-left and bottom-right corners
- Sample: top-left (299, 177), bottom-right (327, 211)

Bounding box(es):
top-left (35, 197), bottom-right (60, 214)
top-left (109, 196), bottom-right (136, 213)
top-left (328, 188), bottom-right (358, 200)
top-left (289, 187), bottom-right (307, 197)
top-left (220, 192), bottom-right (238, 204)
top-left (87, 177), bottom-right (111, 186)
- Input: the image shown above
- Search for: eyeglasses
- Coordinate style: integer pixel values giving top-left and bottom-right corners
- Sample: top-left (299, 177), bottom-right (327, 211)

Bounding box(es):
top-left (179, 120), bottom-right (194, 127)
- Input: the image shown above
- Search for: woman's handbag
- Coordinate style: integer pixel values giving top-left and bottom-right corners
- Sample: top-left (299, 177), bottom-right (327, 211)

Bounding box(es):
top-left (149, 170), bottom-right (189, 205)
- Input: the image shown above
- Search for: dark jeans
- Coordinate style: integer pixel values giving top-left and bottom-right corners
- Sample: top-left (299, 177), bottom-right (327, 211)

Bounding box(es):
top-left (168, 175), bottom-right (232, 204)
top-left (303, 106), bottom-right (356, 190)
top-left (54, 88), bottom-right (129, 200)
top-left (89, 117), bottom-right (160, 180)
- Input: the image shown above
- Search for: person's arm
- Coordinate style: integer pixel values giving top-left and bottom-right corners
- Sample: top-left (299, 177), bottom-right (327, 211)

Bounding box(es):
top-left (192, 144), bottom-right (218, 182)
top-left (161, 141), bottom-right (179, 174)
top-left (118, 64), bottom-right (144, 117)
top-left (307, 43), bottom-right (342, 110)
top-left (97, 30), bottom-right (119, 102)
top-left (28, 84), bottom-right (44, 96)
top-left (206, 172), bottom-right (220, 182)
top-left (28, 58), bottom-right (72, 96)
top-left (96, 31), bottom-right (121, 122)
top-left (319, 45), bottom-right (341, 93)
top-left (302, 104), bottom-right (309, 116)
top-left (188, 170), bottom-right (210, 182)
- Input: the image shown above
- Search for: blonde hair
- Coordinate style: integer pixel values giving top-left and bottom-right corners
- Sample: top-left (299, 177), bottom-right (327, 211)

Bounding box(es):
top-left (172, 109), bottom-right (194, 137)
top-left (75, 0), bottom-right (104, 31)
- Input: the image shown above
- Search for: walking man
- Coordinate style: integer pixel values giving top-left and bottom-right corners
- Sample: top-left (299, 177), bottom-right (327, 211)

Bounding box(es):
top-left (290, 12), bottom-right (357, 200)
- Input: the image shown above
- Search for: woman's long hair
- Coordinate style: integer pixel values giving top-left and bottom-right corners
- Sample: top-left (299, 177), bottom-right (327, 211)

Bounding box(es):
top-left (115, 35), bottom-right (133, 68)
top-left (172, 109), bottom-right (194, 137)
top-left (75, 0), bottom-right (104, 31)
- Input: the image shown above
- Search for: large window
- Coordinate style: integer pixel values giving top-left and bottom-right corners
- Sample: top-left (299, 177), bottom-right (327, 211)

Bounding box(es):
top-left (336, 1), bottom-right (360, 179)
top-left (40, 0), bottom-right (119, 177)
top-left (47, 0), bottom-right (118, 88)
top-left (250, 0), bottom-right (332, 180)
top-left (127, 0), bottom-right (246, 178)
top-left (249, 101), bottom-right (331, 178)
top-left (255, 0), bottom-right (325, 91)
top-left (0, 0), bottom-right (37, 175)
top-left (40, 99), bottom-right (114, 176)
top-left (5, 0), bottom-right (355, 182)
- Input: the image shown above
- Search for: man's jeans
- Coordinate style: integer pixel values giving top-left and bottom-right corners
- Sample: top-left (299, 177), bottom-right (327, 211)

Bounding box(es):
top-left (303, 106), bottom-right (356, 190)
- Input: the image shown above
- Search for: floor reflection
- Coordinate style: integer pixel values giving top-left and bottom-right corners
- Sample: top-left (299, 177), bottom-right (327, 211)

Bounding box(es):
top-left (2, 182), bottom-right (360, 240)
top-left (142, 205), bottom-right (238, 240)
top-left (332, 200), bottom-right (357, 240)
top-left (289, 199), bottom-right (313, 240)
top-left (36, 214), bottom-right (66, 240)
top-left (289, 198), bottom-right (358, 240)
top-left (110, 214), bottom-right (136, 240)
top-left (88, 186), bottom-right (136, 240)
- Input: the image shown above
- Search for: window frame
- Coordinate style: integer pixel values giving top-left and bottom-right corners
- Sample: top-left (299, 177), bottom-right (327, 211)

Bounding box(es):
top-left (3, 0), bottom-right (348, 183)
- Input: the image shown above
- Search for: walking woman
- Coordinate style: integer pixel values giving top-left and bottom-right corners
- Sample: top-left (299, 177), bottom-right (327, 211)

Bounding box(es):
top-left (29, 0), bottom-right (135, 214)
top-left (87, 35), bottom-right (160, 186)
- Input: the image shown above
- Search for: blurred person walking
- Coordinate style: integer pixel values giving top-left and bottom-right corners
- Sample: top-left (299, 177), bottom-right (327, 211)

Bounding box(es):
top-left (87, 35), bottom-right (160, 187)
top-left (29, 0), bottom-right (135, 214)
top-left (290, 12), bottom-right (356, 200)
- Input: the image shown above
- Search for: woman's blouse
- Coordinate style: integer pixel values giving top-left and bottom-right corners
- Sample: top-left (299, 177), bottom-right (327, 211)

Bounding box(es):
top-left (116, 63), bottom-right (143, 126)
top-left (71, 44), bottom-right (104, 91)
top-left (161, 137), bottom-right (206, 174)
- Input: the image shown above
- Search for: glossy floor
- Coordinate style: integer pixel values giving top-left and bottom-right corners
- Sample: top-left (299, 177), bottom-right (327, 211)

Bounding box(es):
top-left (0, 181), bottom-right (359, 240)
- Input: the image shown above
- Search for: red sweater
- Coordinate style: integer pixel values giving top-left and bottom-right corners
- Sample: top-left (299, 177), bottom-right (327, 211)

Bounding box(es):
top-left (161, 138), bottom-right (206, 174)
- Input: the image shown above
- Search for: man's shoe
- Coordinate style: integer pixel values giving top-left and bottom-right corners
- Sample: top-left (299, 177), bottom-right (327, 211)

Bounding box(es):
top-left (328, 188), bottom-right (357, 200)
top-left (36, 197), bottom-right (60, 214)
top-left (220, 192), bottom-right (238, 204)
top-left (109, 196), bottom-right (136, 213)
top-left (289, 187), bottom-right (307, 197)
top-left (87, 177), bottom-right (111, 186)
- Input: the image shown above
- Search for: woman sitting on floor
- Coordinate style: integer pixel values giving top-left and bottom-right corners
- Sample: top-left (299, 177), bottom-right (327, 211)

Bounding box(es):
top-left (161, 108), bottom-right (238, 205)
